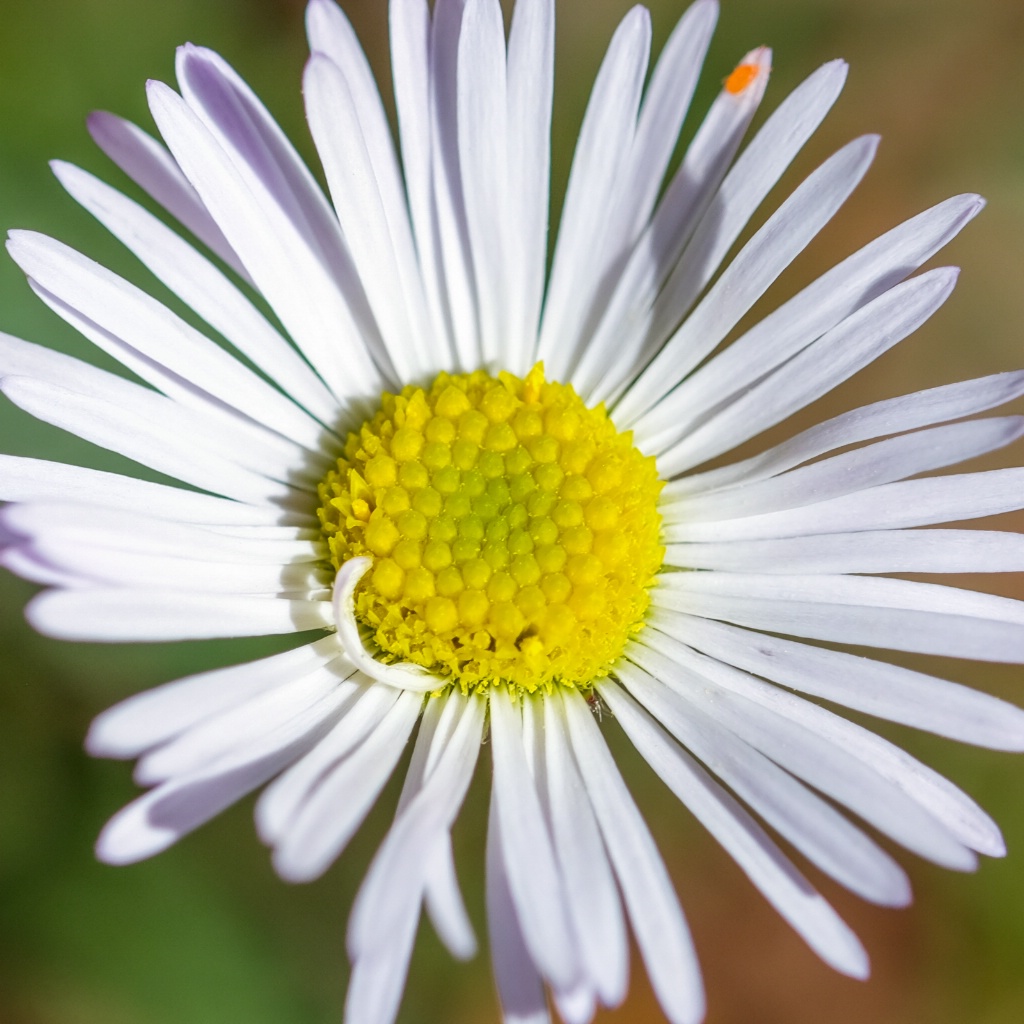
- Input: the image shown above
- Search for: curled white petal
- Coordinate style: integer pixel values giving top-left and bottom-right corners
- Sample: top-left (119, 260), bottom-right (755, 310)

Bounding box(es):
top-left (332, 556), bottom-right (441, 692)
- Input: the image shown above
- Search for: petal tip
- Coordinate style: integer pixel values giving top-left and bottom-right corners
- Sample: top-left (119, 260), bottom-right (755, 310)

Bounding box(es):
top-left (95, 814), bottom-right (163, 867)
top-left (83, 719), bottom-right (119, 759)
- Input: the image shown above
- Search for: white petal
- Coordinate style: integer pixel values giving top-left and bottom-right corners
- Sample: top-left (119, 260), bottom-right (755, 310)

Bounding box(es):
top-left (645, 57), bottom-right (846, 336)
top-left (615, 661), bottom-right (911, 906)
top-left (486, 788), bottom-right (552, 1024)
top-left (660, 194), bottom-right (985, 452)
top-left (560, 688), bottom-right (704, 1024)
top-left (505, 0), bottom-right (554, 374)
top-left (421, 836), bottom-right (477, 960)
top-left (599, 679), bottom-right (870, 978)
top-left (390, 0), bottom-right (457, 368)
top-left (393, 689), bottom-right (456, 812)
top-left (27, 588), bottom-right (331, 642)
top-left (540, 697), bottom-right (628, 1007)
top-left (1, 546), bottom-right (86, 589)
top-left (173, 43), bottom-right (363, 309)
top-left (0, 455), bottom-right (308, 527)
top-left (306, 0), bottom-right (438, 378)
top-left (671, 416), bottom-right (1024, 523)
top-left (255, 683), bottom-right (401, 845)
top-left (657, 267), bottom-right (959, 475)
top-left (24, 276), bottom-right (328, 486)
top-left (134, 661), bottom-right (359, 784)
top-left (348, 692), bottom-right (484, 957)
top-left (86, 635), bottom-right (344, 758)
top-left (22, 535), bottom-right (328, 594)
top-left (303, 53), bottom-right (433, 381)
top-left (3, 503), bottom-right (320, 565)
top-left (271, 689), bottom-right (422, 881)
top-left (95, 686), bottom-right (345, 865)
top-left (0, 371), bottom-right (302, 509)
top-left (663, 612), bottom-right (1024, 753)
top-left (618, 134), bottom-right (878, 430)
top-left (537, 6), bottom-right (651, 380)
top-left (52, 160), bottom-right (340, 427)
top-left (0, 330), bottom-right (315, 486)
top-left (344, 901), bottom-right (420, 1024)
top-left (574, 44), bottom-right (770, 401)
top-left (146, 78), bottom-right (385, 403)
top-left (647, 615), bottom-right (1009, 853)
top-left (629, 641), bottom-right (978, 870)
top-left (86, 111), bottom-right (246, 277)
top-left (664, 469), bottom-right (1024, 542)
top-left (457, 0), bottom-right (510, 371)
top-left (655, 570), bottom-right (1024, 662)
top-left (202, 524), bottom-right (317, 542)
top-left (619, 0), bottom-right (719, 244)
top-left (427, 0), bottom-right (482, 371)
top-left (305, 0), bottom-right (407, 241)
top-left (568, 0), bottom-right (721, 396)
top-left (563, 0), bottom-right (721, 394)
top-left (386, 695), bottom-right (477, 958)
top-left (0, 520), bottom-right (18, 550)
top-left (666, 529), bottom-right (1024, 577)
top-left (553, 984), bottom-right (597, 1024)
top-left (490, 687), bottom-right (579, 991)
top-left (673, 369), bottom-right (1024, 498)
top-left (97, 758), bottom-right (284, 865)
top-left (600, 59), bottom-right (849, 407)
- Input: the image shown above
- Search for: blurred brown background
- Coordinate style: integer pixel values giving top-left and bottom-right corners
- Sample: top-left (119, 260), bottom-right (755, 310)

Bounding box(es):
top-left (2, 1), bottom-right (1024, 1022)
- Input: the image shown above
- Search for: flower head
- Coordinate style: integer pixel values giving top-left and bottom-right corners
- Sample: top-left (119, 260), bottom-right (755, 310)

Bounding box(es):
top-left (3, 1), bottom-right (1024, 1022)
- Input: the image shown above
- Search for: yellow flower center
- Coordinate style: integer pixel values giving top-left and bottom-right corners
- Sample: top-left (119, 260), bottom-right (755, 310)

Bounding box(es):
top-left (317, 365), bottom-right (664, 694)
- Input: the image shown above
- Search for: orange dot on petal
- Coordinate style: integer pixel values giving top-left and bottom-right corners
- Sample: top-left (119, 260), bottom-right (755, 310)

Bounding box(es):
top-left (725, 62), bottom-right (760, 95)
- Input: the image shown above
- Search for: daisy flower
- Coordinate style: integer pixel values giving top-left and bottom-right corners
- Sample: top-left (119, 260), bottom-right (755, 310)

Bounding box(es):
top-left (3, 0), bottom-right (1024, 1021)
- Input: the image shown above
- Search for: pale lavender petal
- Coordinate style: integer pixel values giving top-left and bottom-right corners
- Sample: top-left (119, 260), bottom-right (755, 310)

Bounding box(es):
top-left (599, 679), bottom-right (870, 977)
top-left (618, 134), bottom-right (879, 430)
top-left (490, 687), bottom-right (579, 991)
top-left (87, 636), bottom-right (346, 758)
top-left (271, 690), bottom-right (423, 882)
top-left (486, 788), bottom-right (552, 1024)
top-left (537, 7), bottom-right (651, 380)
top-left (87, 111), bottom-right (247, 277)
top-left (560, 688), bottom-right (704, 1024)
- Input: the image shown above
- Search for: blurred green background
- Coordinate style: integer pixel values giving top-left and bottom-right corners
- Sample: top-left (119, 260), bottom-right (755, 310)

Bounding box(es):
top-left (2, 0), bottom-right (1024, 1022)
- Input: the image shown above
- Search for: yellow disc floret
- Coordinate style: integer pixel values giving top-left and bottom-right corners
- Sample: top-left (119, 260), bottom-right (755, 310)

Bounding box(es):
top-left (317, 365), bottom-right (664, 694)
